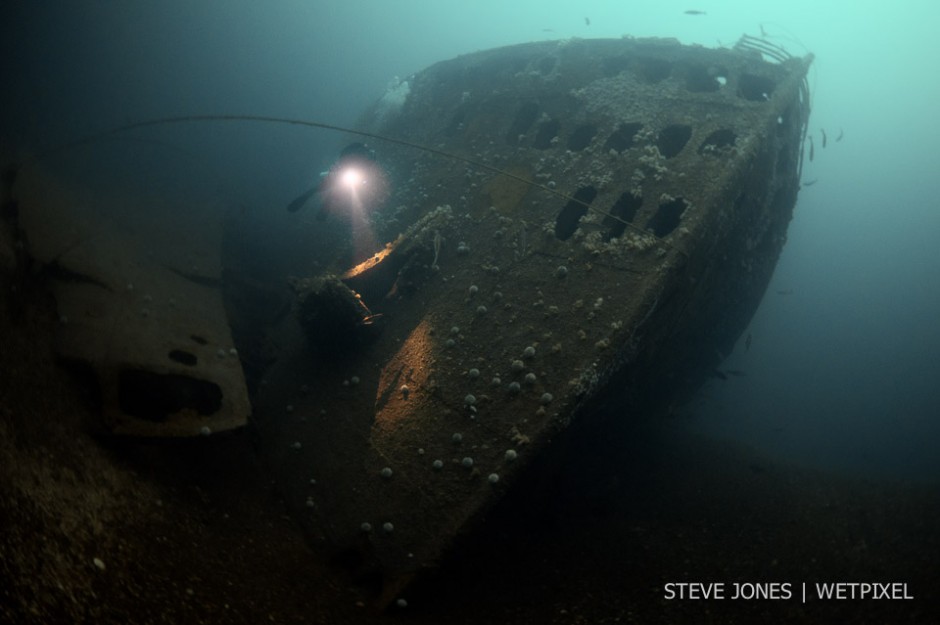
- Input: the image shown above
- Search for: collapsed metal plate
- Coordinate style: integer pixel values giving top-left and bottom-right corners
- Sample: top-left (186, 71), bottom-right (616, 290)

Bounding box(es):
top-left (19, 167), bottom-right (250, 437)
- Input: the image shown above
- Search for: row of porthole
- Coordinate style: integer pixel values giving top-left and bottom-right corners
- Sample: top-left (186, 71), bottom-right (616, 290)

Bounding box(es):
top-left (502, 55), bottom-right (775, 146)
top-left (555, 186), bottom-right (689, 241)
top-left (537, 51), bottom-right (777, 100)
top-left (597, 54), bottom-right (778, 100)
top-left (512, 113), bottom-right (737, 160)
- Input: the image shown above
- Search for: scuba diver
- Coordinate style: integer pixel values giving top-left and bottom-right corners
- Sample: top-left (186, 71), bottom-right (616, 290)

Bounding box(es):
top-left (286, 142), bottom-right (384, 220)
top-left (284, 142), bottom-right (388, 355)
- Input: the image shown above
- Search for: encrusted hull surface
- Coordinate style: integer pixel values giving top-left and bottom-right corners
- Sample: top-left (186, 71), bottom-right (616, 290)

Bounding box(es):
top-left (254, 37), bottom-right (811, 607)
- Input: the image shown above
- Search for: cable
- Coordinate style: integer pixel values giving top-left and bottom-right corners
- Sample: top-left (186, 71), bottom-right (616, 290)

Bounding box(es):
top-left (26, 114), bottom-right (684, 253)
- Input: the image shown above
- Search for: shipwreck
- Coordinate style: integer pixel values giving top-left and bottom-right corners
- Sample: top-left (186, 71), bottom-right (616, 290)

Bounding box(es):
top-left (15, 34), bottom-right (812, 609)
top-left (253, 35), bottom-right (813, 606)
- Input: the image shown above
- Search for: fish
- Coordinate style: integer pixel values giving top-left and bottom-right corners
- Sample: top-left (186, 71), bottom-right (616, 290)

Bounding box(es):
top-left (584, 16), bottom-right (591, 26)
top-left (802, 179), bottom-right (818, 187)
top-left (745, 333), bottom-right (752, 352)
top-left (712, 369), bottom-right (728, 381)
top-left (684, 10), bottom-right (707, 15)
top-left (820, 128), bottom-right (827, 148)
top-left (836, 128), bottom-right (844, 142)
top-left (808, 135), bottom-right (814, 161)
top-left (724, 369), bottom-right (747, 377)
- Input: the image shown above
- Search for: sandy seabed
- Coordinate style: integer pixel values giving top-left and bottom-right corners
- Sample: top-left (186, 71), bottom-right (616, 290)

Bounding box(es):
top-left (1, 270), bottom-right (938, 625)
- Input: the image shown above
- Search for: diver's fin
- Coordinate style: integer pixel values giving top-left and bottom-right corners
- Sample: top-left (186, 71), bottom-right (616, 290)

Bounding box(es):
top-left (286, 186), bottom-right (318, 213)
